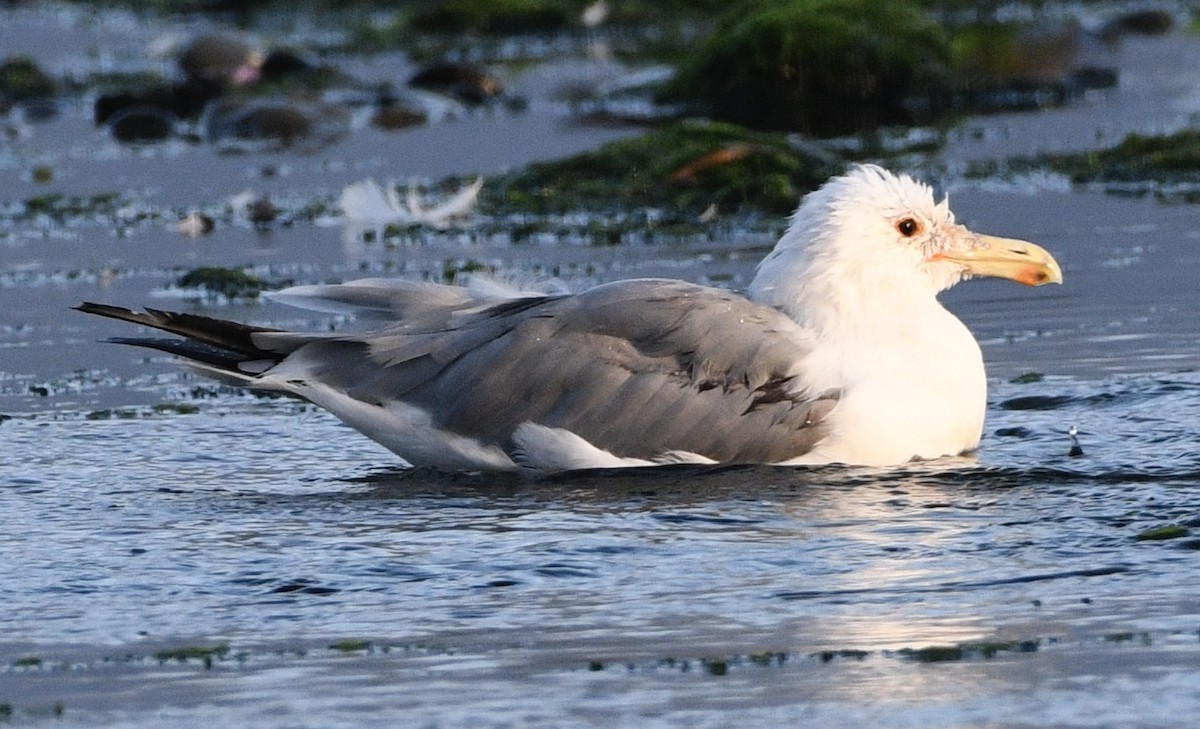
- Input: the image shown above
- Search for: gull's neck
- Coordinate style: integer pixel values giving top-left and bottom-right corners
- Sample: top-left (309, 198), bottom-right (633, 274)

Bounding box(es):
top-left (749, 227), bottom-right (943, 344)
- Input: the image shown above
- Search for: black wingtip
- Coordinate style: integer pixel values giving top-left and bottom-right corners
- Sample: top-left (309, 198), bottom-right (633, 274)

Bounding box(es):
top-left (75, 301), bottom-right (129, 315)
top-left (101, 336), bottom-right (253, 371)
top-left (74, 301), bottom-right (281, 358)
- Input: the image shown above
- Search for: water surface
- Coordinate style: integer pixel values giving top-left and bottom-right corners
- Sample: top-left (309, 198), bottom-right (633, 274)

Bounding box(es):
top-left (1, 5), bottom-right (1198, 728)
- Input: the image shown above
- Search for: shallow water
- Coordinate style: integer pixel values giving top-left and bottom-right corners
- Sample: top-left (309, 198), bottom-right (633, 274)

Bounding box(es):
top-left (2, 5), bottom-right (1199, 728)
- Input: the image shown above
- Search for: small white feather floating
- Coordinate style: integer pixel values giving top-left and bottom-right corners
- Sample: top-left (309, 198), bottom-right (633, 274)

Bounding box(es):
top-left (340, 177), bottom-right (483, 240)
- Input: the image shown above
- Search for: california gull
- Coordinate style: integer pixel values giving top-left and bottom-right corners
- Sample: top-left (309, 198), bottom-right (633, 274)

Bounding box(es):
top-left (77, 165), bottom-right (1062, 472)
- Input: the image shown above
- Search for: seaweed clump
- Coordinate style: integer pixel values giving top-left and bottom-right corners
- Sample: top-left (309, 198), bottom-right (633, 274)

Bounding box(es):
top-left (971, 128), bottom-right (1200, 201)
top-left (492, 119), bottom-right (843, 215)
top-left (0, 55), bottom-right (60, 106)
top-left (175, 266), bottom-right (283, 300)
top-left (658, 0), bottom-right (948, 136)
top-left (1041, 129), bottom-right (1200, 185)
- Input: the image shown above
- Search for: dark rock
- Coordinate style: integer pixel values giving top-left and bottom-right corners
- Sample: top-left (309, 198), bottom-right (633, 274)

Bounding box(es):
top-left (95, 77), bottom-right (224, 127)
top-left (371, 101), bottom-right (428, 130)
top-left (1100, 9), bottom-right (1174, 40)
top-left (179, 34), bottom-right (262, 86)
top-left (410, 61), bottom-right (504, 105)
top-left (206, 100), bottom-right (312, 143)
top-left (245, 196), bottom-right (278, 225)
top-left (259, 49), bottom-right (314, 83)
top-left (204, 98), bottom-right (350, 148)
top-left (107, 105), bottom-right (177, 143)
top-left (1072, 66), bottom-right (1119, 91)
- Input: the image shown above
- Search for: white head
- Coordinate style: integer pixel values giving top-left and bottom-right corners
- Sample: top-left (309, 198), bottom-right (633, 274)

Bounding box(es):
top-left (749, 165), bottom-right (1061, 329)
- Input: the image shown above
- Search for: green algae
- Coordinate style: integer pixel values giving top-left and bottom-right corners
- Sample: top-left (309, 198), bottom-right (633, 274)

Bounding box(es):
top-left (330, 639), bottom-right (372, 653)
top-left (658, 0), bottom-right (948, 136)
top-left (0, 55), bottom-right (60, 102)
top-left (1042, 129), bottom-right (1200, 184)
top-left (86, 408), bottom-right (138, 420)
top-left (747, 651), bottom-right (789, 666)
top-left (1104, 631), bottom-right (1152, 645)
top-left (971, 128), bottom-right (1200, 201)
top-left (20, 192), bottom-right (124, 222)
top-left (1134, 525), bottom-right (1191, 542)
top-left (175, 266), bottom-right (281, 300)
top-left (490, 119), bottom-right (843, 216)
top-left (591, 639), bottom-right (1039, 677)
top-left (152, 402), bottom-right (201, 415)
top-left (153, 642), bottom-right (230, 667)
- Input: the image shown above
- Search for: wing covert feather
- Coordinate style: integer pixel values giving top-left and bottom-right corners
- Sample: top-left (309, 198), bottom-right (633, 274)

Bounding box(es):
top-left (288, 279), bottom-right (836, 462)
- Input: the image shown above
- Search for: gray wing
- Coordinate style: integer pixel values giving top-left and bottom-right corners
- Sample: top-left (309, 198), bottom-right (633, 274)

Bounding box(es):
top-left (259, 279), bottom-right (837, 463)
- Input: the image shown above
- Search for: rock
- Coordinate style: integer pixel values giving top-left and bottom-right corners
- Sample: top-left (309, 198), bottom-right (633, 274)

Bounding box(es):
top-left (371, 100), bottom-right (429, 130)
top-left (1099, 9), bottom-right (1175, 41)
top-left (179, 34), bottom-right (263, 86)
top-left (203, 98), bottom-right (350, 148)
top-left (107, 105), bottom-right (178, 143)
top-left (259, 49), bottom-right (315, 84)
top-left (409, 62), bottom-right (504, 105)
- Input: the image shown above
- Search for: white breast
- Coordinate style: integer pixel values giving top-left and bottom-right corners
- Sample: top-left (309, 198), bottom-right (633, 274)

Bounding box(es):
top-left (784, 303), bottom-right (986, 466)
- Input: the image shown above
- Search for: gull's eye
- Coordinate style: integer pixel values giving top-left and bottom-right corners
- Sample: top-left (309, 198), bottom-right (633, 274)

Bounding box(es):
top-left (896, 217), bottom-right (922, 238)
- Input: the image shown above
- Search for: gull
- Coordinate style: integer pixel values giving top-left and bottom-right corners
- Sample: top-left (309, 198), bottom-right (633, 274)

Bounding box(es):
top-left (77, 165), bottom-right (1061, 473)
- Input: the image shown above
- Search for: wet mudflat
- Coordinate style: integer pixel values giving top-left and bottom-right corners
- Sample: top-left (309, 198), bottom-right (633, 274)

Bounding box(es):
top-left (2, 4), bottom-right (1199, 728)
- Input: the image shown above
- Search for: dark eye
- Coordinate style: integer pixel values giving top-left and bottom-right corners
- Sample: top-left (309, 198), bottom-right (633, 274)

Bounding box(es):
top-left (896, 218), bottom-right (921, 238)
